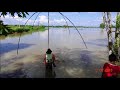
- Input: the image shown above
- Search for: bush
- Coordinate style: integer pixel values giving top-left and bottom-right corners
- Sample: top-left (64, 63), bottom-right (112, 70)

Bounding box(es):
top-left (116, 15), bottom-right (120, 29)
top-left (100, 23), bottom-right (105, 29)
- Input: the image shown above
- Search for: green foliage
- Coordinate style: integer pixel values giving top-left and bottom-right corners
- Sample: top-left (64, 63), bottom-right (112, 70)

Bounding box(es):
top-left (100, 23), bottom-right (105, 29)
top-left (0, 12), bottom-right (29, 35)
top-left (113, 38), bottom-right (120, 55)
top-left (1, 25), bottom-right (46, 35)
top-left (0, 12), bottom-right (29, 18)
top-left (116, 15), bottom-right (120, 28)
top-left (111, 24), bottom-right (116, 28)
top-left (63, 25), bottom-right (68, 28)
top-left (0, 20), bottom-right (12, 36)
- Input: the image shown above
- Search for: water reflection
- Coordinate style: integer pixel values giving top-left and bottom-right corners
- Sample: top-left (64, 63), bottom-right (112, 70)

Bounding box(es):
top-left (0, 30), bottom-right (46, 40)
top-left (0, 68), bottom-right (26, 78)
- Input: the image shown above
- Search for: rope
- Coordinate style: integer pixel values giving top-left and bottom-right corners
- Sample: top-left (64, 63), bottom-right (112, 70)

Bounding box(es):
top-left (17, 12), bottom-right (37, 55)
top-left (48, 12), bottom-right (49, 48)
top-left (60, 15), bottom-right (70, 35)
top-left (59, 12), bottom-right (87, 49)
top-left (33, 12), bottom-right (41, 27)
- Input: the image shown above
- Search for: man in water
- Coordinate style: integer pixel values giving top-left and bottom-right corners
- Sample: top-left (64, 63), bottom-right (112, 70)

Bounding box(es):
top-left (44, 48), bottom-right (56, 78)
top-left (102, 53), bottom-right (120, 78)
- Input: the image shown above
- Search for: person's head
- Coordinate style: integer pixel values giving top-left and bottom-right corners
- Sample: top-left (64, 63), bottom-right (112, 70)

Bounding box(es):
top-left (46, 48), bottom-right (52, 54)
top-left (109, 53), bottom-right (117, 62)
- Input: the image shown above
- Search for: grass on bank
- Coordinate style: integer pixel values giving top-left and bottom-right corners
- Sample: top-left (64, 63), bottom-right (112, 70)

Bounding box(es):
top-left (0, 25), bottom-right (46, 35)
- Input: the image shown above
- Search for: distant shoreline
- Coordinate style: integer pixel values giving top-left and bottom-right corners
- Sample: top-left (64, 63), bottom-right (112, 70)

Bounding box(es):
top-left (7, 25), bottom-right (116, 28)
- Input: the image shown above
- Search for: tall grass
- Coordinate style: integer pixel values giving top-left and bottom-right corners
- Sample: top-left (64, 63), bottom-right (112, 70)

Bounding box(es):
top-left (5, 25), bottom-right (46, 34)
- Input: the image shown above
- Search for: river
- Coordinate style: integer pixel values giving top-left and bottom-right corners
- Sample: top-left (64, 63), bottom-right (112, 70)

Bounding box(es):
top-left (0, 28), bottom-right (110, 78)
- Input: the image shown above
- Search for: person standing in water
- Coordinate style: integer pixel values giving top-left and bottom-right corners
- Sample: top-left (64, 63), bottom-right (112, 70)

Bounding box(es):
top-left (102, 53), bottom-right (120, 78)
top-left (44, 48), bottom-right (56, 78)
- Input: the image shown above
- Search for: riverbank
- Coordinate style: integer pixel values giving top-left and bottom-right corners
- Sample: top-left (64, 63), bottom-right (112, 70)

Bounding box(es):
top-left (0, 25), bottom-right (46, 36)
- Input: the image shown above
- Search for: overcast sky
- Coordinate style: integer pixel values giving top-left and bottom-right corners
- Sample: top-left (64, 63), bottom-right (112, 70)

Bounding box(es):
top-left (0, 12), bottom-right (117, 26)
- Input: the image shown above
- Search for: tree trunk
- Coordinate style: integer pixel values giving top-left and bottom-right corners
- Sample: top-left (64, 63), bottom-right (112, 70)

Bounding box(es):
top-left (107, 12), bottom-right (112, 51)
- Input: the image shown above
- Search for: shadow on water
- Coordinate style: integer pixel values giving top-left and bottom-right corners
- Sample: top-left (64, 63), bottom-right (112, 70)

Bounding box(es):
top-left (0, 68), bottom-right (27, 78)
top-left (86, 41), bottom-right (107, 47)
top-left (0, 31), bottom-right (33, 40)
top-left (45, 67), bottom-right (56, 78)
top-left (93, 38), bottom-right (107, 42)
top-left (53, 48), bottom-right (104, 78)
top-left (1, 55), bottom-right (26, 67)
top-left (86, 38), bottom-right (107, 47)
top-left (0, 43), bottom-right (35, 55)
top-left (79, 50), bottom-right (93, 67)
top-left (0, 55), bottom-right (27, 78)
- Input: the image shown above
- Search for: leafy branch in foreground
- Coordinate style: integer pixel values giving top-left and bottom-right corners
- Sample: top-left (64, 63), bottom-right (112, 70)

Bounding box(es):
top-left (0, 12), bottom-right (29, 35)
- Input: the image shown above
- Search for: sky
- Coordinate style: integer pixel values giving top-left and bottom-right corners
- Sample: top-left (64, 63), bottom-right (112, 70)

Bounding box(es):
top-left (0, 12), bottom-right (117, 26)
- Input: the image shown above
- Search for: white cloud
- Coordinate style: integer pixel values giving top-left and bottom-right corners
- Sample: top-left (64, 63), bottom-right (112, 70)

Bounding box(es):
top-left (1, 14), bottom-right (13, 19)
top-left (37, 15), bottom-right (66, 25)
top-left (38, 15), bottom-right (48, 24)
top-left (50, 19), bottom-right (66, 25)
top-left (1, 14), bottom-right (27, 25)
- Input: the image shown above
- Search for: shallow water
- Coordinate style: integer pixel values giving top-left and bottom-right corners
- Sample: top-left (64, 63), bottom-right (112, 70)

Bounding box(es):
top-left (0, 28), bottom-right (113, 78)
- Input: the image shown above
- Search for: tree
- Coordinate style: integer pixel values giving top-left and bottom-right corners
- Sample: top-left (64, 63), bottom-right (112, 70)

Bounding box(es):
top-left (100, 23), bottom-right (105, 29)
top-left (111, 24), bottom-right (116, 28)
top-left (0, 12), bottom-right (29, 35)
top-left (0, 12), bottom-right (29, 18)
top-left (0, 20), bottom-right (12, 36)
top-left (116, 14), bottom-right (120, 29)
top-left (114, 13), bottom-right (120, 57)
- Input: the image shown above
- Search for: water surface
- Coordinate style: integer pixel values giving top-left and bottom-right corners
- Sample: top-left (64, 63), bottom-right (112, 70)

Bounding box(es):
top-left (0, 28), bottom-right (110, 78)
